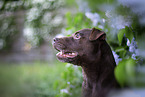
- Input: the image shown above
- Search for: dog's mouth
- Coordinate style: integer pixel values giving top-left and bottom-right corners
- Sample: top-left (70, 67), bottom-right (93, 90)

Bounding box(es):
top-left (56, 51), bottom-right (78, 58)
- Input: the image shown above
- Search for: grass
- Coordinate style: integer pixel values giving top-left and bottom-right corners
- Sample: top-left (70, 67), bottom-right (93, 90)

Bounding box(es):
top-left (0, 60), bottom-right (66, 97)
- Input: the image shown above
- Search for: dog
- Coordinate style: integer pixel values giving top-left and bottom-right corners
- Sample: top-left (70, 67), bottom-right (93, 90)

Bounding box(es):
top-left (53, 28), bottom-right (120, 97)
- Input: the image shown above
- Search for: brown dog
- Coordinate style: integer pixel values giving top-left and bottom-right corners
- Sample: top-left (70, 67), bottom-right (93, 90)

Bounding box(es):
top-left (53, 28), bottom-right (120, 97)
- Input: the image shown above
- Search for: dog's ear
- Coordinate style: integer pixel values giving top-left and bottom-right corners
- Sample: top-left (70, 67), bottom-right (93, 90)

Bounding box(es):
top-left (89, 28), bottom-right (106, 41)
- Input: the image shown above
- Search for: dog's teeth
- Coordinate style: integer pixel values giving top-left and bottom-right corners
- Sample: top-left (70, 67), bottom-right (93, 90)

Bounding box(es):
top-left (57, 51), bottom-right (77, 58)
top-left (72, 53), bottom-right (75, 55)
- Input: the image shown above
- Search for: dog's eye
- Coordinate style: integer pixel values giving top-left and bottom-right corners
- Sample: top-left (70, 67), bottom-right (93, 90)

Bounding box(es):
top-left (74, 33), bottom-right (81, 39)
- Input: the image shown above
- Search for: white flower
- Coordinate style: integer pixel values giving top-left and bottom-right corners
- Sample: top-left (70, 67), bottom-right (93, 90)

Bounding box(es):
top-left (76, 0), bottom-right (90, 12)
top-left (67, 82), bottom-right (70, 84)
top-left (102, 18), bottom-right (106, 23)
top-left (111, 15), bottom-right (131, 30)
top-left (127, 38), bottom-right (139, 59)
top-left (60, 89), bottom-right (69, 94)
top-left (85, 12), bottom-right (100, 26)
top-left (112, 51), bottom-right (122, 65)
top-left (105, 10), bottom-right (112, 18)
top-left (98, 25), bottom-right (104, 29)
top-left (127, 38), bottom-right (137, 53)
top-left (118, 0), bottom-right (145, 25)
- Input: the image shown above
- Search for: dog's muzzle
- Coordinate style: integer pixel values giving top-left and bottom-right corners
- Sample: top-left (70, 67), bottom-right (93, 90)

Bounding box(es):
top-left (53, 38), bottom-right (78, 59)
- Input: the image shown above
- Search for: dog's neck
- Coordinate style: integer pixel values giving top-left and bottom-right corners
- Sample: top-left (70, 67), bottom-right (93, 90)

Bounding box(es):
top-left (80, 42), bottom-right (117, 89)
top-left (81, 61), bottom-right (117, 97)
top-left (81, 61), bottom-right (115, 83)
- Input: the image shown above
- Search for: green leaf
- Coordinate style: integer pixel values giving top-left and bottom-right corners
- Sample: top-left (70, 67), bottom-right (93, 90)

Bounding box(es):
top-left (115, 60), bottom-right (127, 87)
top-left (115, 58), bottom-right (136, 87)
top-left (115, 46), bottom-right (127, 58)
top-left (125, 58), bottom-right (136, 86)
top-left (125, 26), bottom-right (134, 43)
top-left (118, 28), bottom-right (125, 45)
top-left (115, 47), bottom-right (125, 52)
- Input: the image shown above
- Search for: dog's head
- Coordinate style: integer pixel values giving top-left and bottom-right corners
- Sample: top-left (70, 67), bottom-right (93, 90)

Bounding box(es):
top-left (53, 28), bottom-right (106, 65)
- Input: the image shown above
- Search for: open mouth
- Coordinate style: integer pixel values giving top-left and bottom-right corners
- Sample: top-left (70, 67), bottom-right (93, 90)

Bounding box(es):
top-left (56, 51), bottom-right (78, 58)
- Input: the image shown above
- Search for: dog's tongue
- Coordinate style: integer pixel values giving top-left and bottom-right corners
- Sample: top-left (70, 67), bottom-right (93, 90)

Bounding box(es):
top-left (56, 51), bottom-right (77, 58)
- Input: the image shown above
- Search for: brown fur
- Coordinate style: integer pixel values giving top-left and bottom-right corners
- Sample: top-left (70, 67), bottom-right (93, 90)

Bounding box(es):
top-left (53, 28), bottom-right (120, 97)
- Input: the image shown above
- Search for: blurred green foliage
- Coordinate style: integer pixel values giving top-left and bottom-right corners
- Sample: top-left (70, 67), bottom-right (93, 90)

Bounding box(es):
top-left (65, 12), bottom-right (92, 32)
top-left (0, 61), bottom-right (64, 97)
top-left (0, 0), bottom-right (145, 96)
top-left (54, 64), bottom-right (82, 97)
top-left (0, 61), bottom-right (83, 97)
top-left (115, 58), bottom-right (136, 87)
top-left (118, 26), bottom-right (134, 44)
top-left (52, 0), bottom-right (145, 96)
top-left (85, 0), bottom-right (116, 12)
top-left (61, 0), bottom-right (145, 90)
top-left (0, 0), bottom-right (65, 49)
